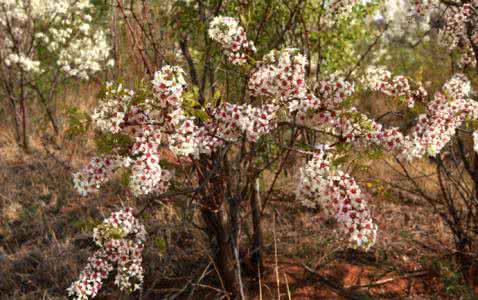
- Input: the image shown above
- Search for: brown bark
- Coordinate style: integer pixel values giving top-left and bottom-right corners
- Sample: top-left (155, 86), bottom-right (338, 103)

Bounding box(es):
top-left (8, 97), bottom-right (21, 144)
top-left (201, 207), bottom-right (240, 299)
top-left (20, 96), bottom-right (30, 152)
top-left (250, 186), bottom-right (263, 275)
top-left (198, 156), bottom-right (241, 299)
top-left (45, 104), bottom-right (60, 135)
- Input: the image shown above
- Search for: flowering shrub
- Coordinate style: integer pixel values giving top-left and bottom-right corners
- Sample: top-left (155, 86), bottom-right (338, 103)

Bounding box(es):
top-left (363, 66), bottom-right (478, 158)
top-left (0, 0), bottom-right (112, 78)
top-left (68, 208), bottom-right (146, 300)
top-left (70, 10), bottom-right (478, 298)
top-left (0, 0), bottom-right (112, 151)
top-left (75, 19), bottom-right (477, 241)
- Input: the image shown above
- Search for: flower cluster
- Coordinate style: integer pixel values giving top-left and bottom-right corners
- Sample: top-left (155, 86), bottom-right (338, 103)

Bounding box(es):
top-left (208, 16), bottom-right (256, 65)
top-left (76, 58), bottom-right (281, 196)
top-left (318, 75), bottom-right (355, 109)
top-left (326, 0), bottom-right (360, 16)
top-left (168, 102), bottom-right (278, 157)
top-left (288, 75), bottom-right (354, 124)
top-left (151, 65), bottom-right (187, 110)
top-left (4, 53), bottom-right (41, 72)
top-left (167, 112), bottom-right (211, 157)
top-left (73, 156), bottom-right (127, 196)
top-left (77, 86), bottom-right (172, 197)
top-left (364, 72), bottom-right (477, 159)
top-left (442, 73), bottom-right (472, 99)
top-left (213, 103), bottom-right (278, 142)
top-left (365, 66), bottom-right (427, 108)
top-left (129, 122), bottom-right (172, 196)
top-left (379, 0), bottom-right (433, 46)
top-left (298, 70), bottom-right (477, 161)
top-left (248, 48), bottom-right (308, 101)
top-left (78, 64), bottom-right (192, 197)
top-left (92, 83), bottom-right (135, 134)
top-left (367, 126), bottom-right (404, 152)
top-left (149, 61), bottom-right (279, 156)
top-left (440, 2), bottom-right (476, 54)
top-left (297, 146), bottom-right (377, 250)
top-left (401, 92), bottom-right (478, 159)
top-left (291, 71), bottom-right (475, 249)
top-left (68, 208), bottom-right (146, 300)
top-left (289, 94), bottom-right (322, 122)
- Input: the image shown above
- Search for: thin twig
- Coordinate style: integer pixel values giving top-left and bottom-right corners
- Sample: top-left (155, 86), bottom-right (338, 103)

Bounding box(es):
top-left (116, 0), bottom-right (153, 77)
top-left (273, 214), bottom-right (281, 300)
top-left (348, 270), bottom-right (429, 290)
top-left (283, 273), bottom-right (292, 300)
top-left (302, 264), bottom-right (370, 300)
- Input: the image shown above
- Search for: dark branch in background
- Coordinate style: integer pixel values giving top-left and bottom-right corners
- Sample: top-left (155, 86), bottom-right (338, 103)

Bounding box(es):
top-left (299, 10), bottom-right (312, 78)
top-left (270, 0), bottom-right (305, 49)
top-left (180, 36), bottom-right (200, 87)
top-left (439, 0), bottom-right (461, 7)
top-left (116, 0), bottom-right (154, 78)
top-left (41, 135), bottom-right (73, 171)
top-left (253, 0), bottom-right (273, 46)
top-left (197, 0), bottom-right (223, 105)
top-left (375, 111), bottom-right (404, 122)
top-left (456, 135), bottom-right (475, 178)
top-left (132, 0), bottom-right (166, 68)
top-left (302, 264), bottom-right (371, 300)
top-left (345, 24), bottom-right (388, 81)
top-left (315, 0), bottom-right (326, 81)
top-left (260, 123), bottom-right (300, 216)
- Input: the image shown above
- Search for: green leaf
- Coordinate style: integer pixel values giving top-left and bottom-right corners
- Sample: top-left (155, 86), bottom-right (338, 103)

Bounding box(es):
top-left (192, 109), bottom-right (210, 121)
top-left (154, 237), bottom-right (167, 253)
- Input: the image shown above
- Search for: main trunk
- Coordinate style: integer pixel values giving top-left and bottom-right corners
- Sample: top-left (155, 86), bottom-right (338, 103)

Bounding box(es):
top-left (20, 96), bottom-right (30, 153)
top-left (201, 207), bottom-right (241, 299)
top-left (8, 98), bottom-right (21, 144)
top-left (250, 186), bottom-right (263, 275)
top-left (198, 157), bottom-right (242, 299)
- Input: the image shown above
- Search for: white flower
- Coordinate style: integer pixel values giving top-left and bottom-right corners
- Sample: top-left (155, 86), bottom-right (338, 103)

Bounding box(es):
top-left (208, 16), bottom-right (255, 65)
top-left (297, 148), bottom-right (377, 250)
top-left (1, 0), bottom-right (112, 77)
top-left (68, 208), bottom-right (146, 299)
top-left (473, 131), bottom-right (478, 154)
